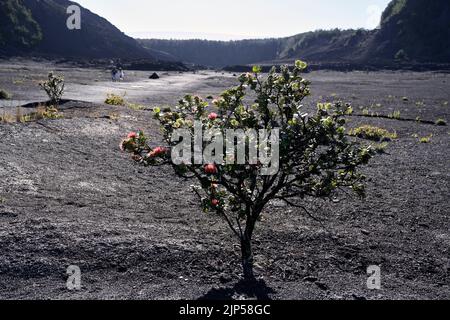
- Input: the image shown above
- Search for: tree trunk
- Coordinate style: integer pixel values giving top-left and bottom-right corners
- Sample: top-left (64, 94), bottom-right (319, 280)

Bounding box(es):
top-left (240, 215), bottom-right (256, 281)
top-left (241, 235), bottom-right (254, 280)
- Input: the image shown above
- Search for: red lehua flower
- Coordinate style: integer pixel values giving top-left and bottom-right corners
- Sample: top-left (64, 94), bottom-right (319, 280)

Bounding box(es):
top-left (208, 113), bottom-right (218, 121)
top-left (204, 163), bottom-right (218, 174)
top-left (148, 146), bottom-right (167, 158)
top-left (127, 132), bottom-right (137, 139)
top-left (211, 199), bottom-right (219, 207)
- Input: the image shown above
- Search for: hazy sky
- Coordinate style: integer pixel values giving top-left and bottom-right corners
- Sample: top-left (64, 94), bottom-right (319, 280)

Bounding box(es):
top-left (75, 0), bottom-right (391, 40)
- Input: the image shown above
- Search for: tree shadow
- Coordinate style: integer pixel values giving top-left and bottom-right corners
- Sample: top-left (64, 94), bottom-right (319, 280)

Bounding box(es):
top-left (198, 278), bottom-right (276, 301)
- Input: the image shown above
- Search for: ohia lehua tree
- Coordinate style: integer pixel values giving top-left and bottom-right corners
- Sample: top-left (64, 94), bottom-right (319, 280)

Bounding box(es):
top-left (120, 61), bottom-right (374, 280)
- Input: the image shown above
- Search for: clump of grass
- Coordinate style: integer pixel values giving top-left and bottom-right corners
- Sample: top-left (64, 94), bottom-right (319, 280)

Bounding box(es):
top-left (388, 110), bottom-right (401, 119)
top-left (16, 108), bottom-right (33, 123)
top-left (105, 93), bottom-right (126, 106)
top-left (0, 89), bottom-right (11, 100)
top-left (435, 118), bottom-right (447, 126)
top-left (370, 142), bottom-right (389, 154)
top-left (349, 125), bottom-right (398, 142)
top-left (362, 108), bottom-right (370, 116)
top-left (127, 103), bottom-right (145, 111)
top-left (1, 105), bottom-right (62, 124)
top-left (415, 101), bottom-right (425, 107)
top-left (0, 112), bottom-right (15, 123)
top-left (38, 105), bottom-right (63, 120)
top-left (107, 112), bottom-right (120, 121)
top-left (419, 135), bottom-right (433, 144)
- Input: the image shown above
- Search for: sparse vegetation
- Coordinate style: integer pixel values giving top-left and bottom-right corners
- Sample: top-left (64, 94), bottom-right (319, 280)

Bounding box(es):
top-left (0, 112), bottom-right (15, 123)
top-left (127, 103), bottom-right (145, 111)
top-left (415, 101), bottom-right (425, 107)
top-left (107, 112), bottom-right (120, 121)
top-left (1, 105), bottom-right (62, 124)
top-left (371, 142), bottom-right (389, 154)
top-left (349, 125), bottom-right (398, 142)
top-left (419, 135), bottom-right (433, 143)
top-left (395, 49), bottom-right (409, 61)
top-left (435, 118), bottom-right (447, 126)
top-left (388, 110), bottom-right (401, 119)
top-left (105, 93), bottom-right (126, 106)
top-left (39, 72), bottom-right (65, 106)
top-left (37, 105), bottom-right (63, 120)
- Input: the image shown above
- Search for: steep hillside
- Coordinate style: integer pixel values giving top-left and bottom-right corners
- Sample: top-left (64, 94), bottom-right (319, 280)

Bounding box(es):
top-left (0, 0), bottom-right (42, 53)
top-left (142, 0), bottom-right (450, 67)
top-left (369, 0), bottom-right (450, 62)
top-left (1, 0), bottom-right (153, 59)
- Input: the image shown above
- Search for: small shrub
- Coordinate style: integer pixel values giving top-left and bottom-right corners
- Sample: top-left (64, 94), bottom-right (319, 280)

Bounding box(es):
top-left (105, 93), bottom-right (126, 106)
top-left (436, 118), bottom-right (447, 126)
top-left (119, 62), bottom-right (376, 280)
top-left (395, 49), bottom-right (409, 61)
top-left (39, 72), bottom-right (65, 106)
top-left (349, 125), bottom-right (398, 142)
top-left (419, 135), bottom-right (432, 144)
top-left (0, 89), bottom-right (11, 100)
top-left (41, 106), bottom-right (63, 119)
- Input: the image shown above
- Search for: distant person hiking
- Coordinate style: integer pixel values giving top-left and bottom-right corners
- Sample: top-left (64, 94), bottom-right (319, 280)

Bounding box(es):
top-left (111, 67), bottom-right (124, 82)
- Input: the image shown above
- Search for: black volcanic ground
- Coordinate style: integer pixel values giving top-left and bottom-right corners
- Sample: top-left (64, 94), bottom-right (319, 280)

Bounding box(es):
top-left (0, 60), bottom-right (449, 299)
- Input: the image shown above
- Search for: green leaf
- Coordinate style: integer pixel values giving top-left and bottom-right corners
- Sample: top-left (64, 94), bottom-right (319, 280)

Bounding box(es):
top-left (252, 65), bottom-right (262, 74)
top-left (295, 60), bottom-right (308, 70)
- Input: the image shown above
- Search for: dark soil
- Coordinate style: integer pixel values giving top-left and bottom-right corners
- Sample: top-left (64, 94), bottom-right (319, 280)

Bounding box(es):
top-left (0, 62), bottom-right (449, 300)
